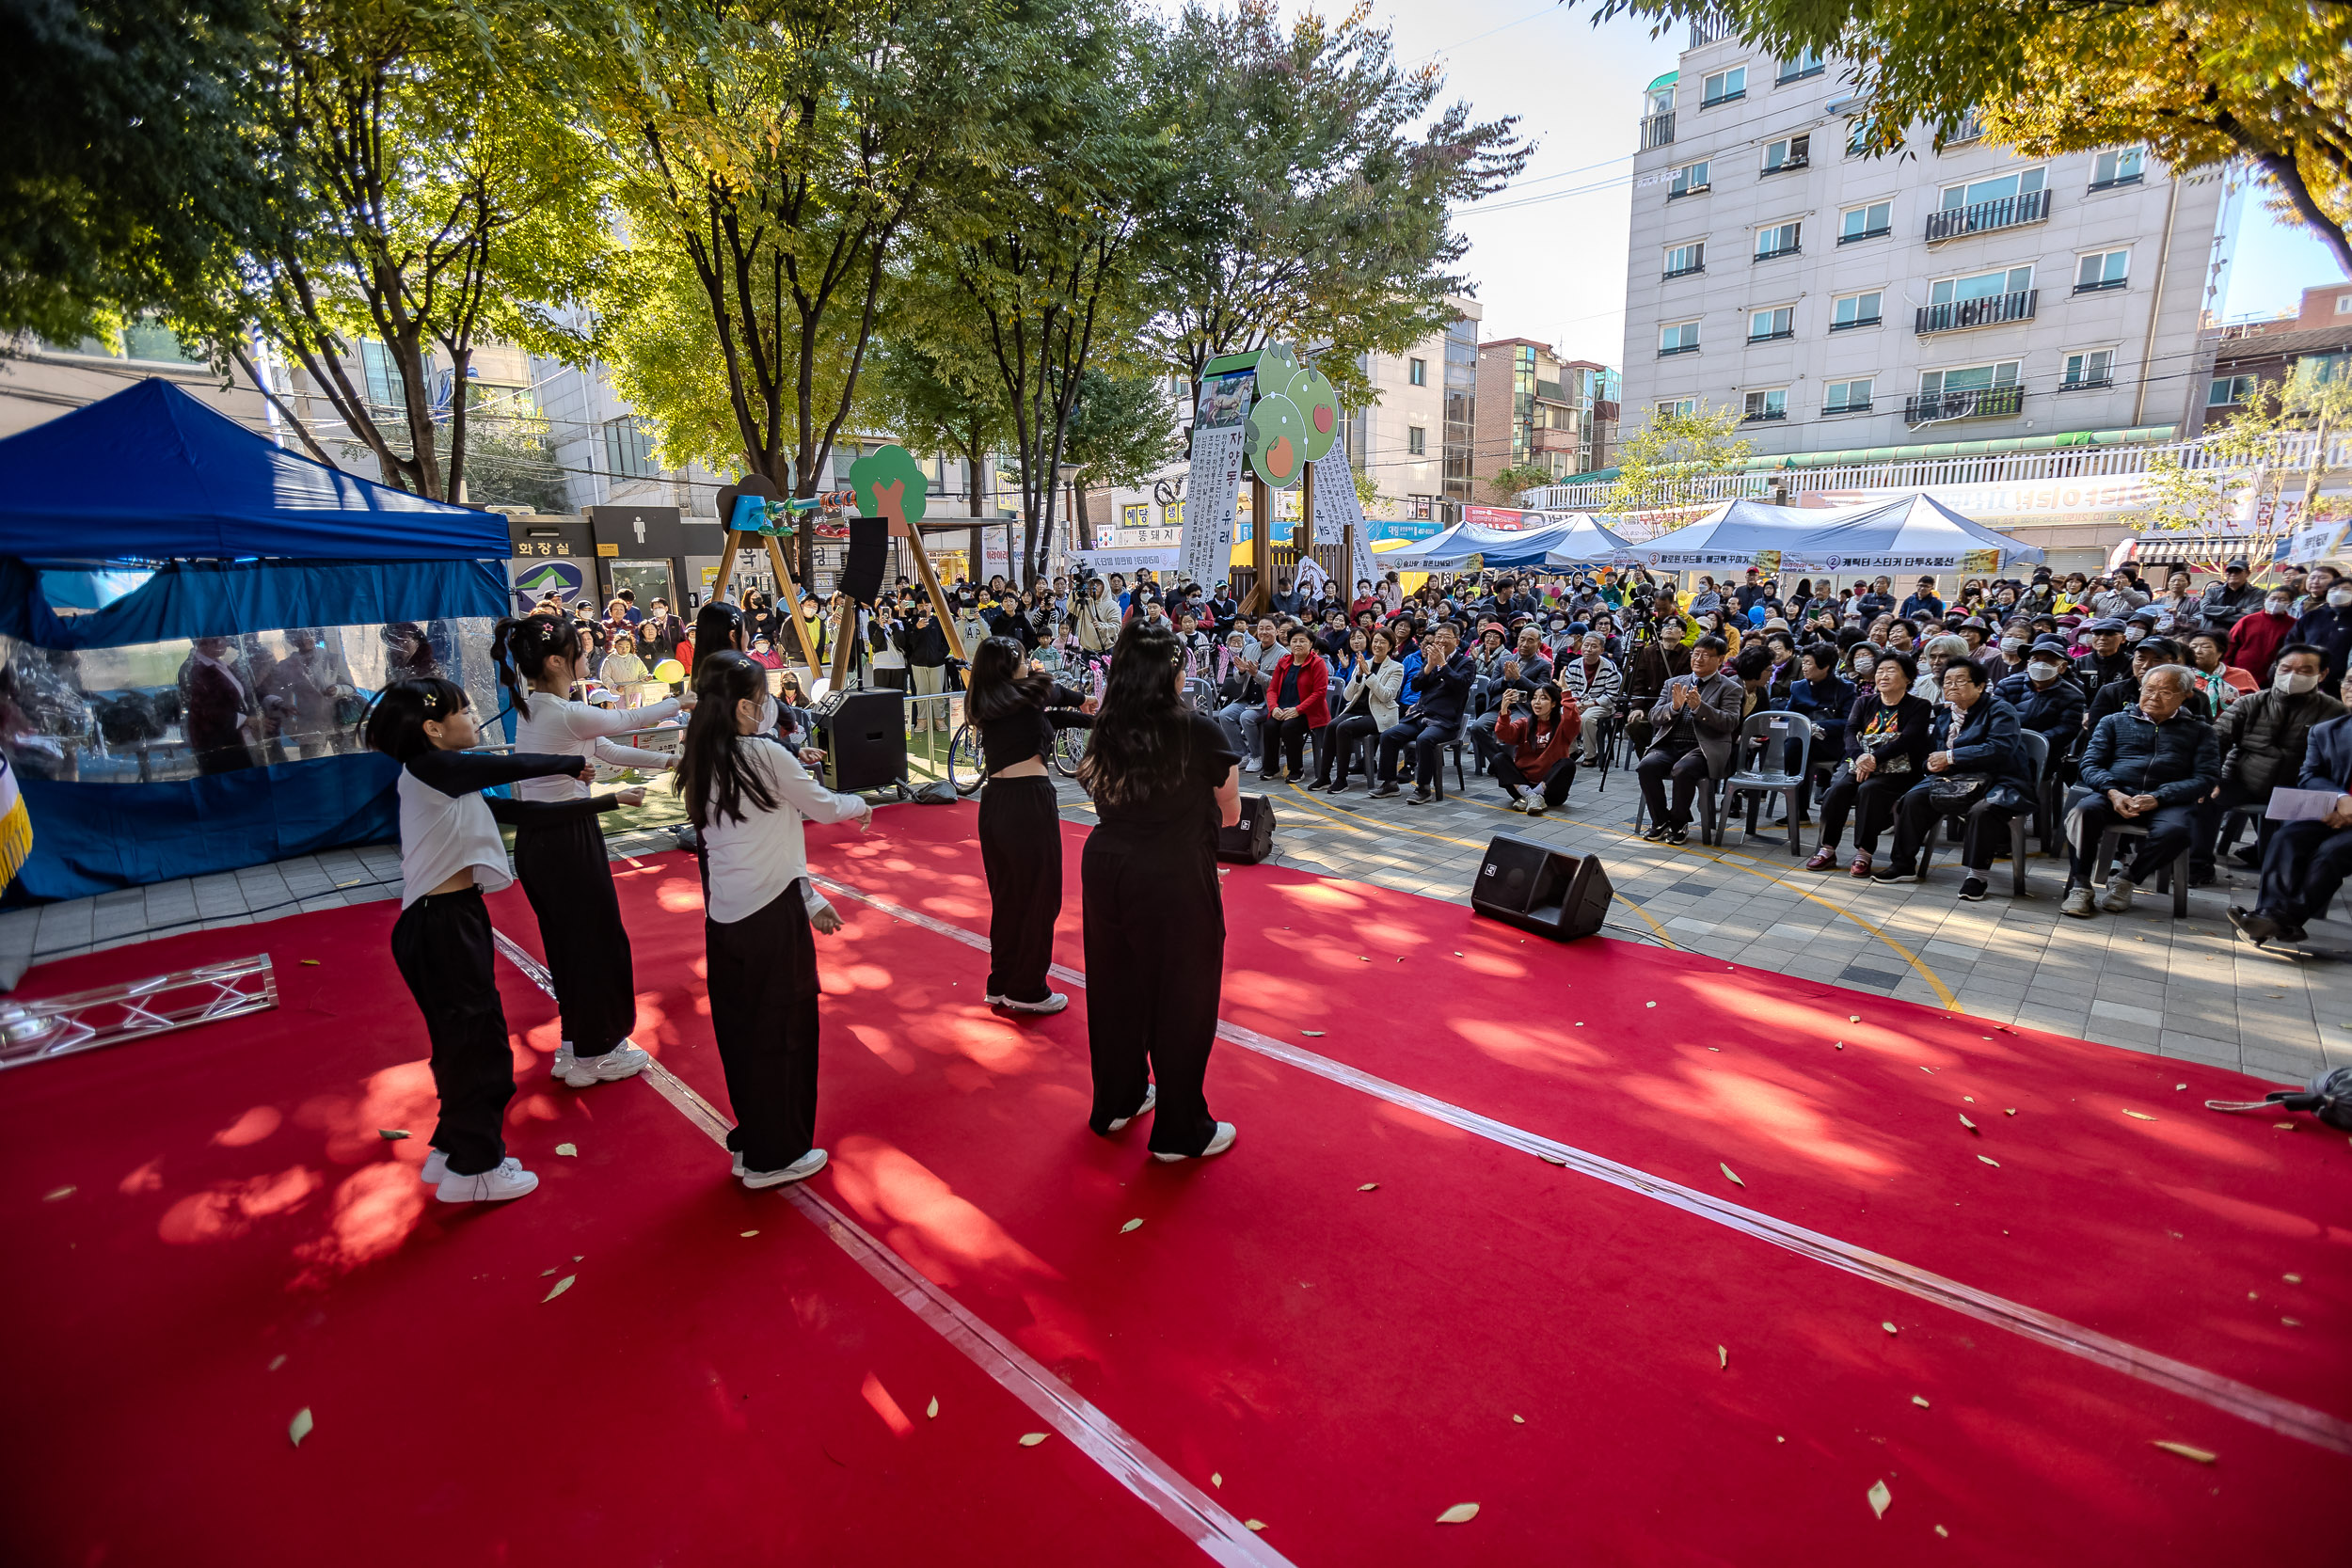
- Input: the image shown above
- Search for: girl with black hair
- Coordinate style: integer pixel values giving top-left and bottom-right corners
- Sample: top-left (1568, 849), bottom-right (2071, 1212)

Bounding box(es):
top-left (692, 600), bottom-right (747, 678)
top-left (366, 678), bottom-right (630, 1203)
top-left (677, 652), bottom-right (872, 1189)
top-left (965, 636), bottom-right (1092, 1012)
top-left (492, 615), bottom-right (689, 1089)
top-left (1077, 618), bottom-right (1242, 1162)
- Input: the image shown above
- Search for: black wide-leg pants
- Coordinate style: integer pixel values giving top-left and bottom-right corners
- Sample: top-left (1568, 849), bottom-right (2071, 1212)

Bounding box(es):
top-left (706, 883), bottom-right (822, 1172)
top-left (1082, 831), bottom-right (1223, 1155)
top-left (979, 775), bottom-right (1062, 1005)
top-left (390, 887), bottom-right (515, 1177)
top-left (513, 816), bottom-right (638, 1056)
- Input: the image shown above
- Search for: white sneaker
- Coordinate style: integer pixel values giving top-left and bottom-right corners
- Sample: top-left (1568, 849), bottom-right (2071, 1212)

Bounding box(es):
top-left (419, 1148), bottom-right (450, 1185)
top-left (550, 1043), bottom-right (577, 1081)
top-left (1107, 1083), bottom-right (1156, 1132)
top-left (982, 991), bottom-right (1006, 1006)
top-left (1525, 800), bottom-right (1548, 817)
top-left (1505, 796), bottom-right (1528, 812)
top-left (743, 1148), bottom-right (828, 1188)
top-left (562, 1040), bottom-right (650, 1088)
top-left (999, 992), bottom-right (1069, 1014)
top-left (2061, 886), bottom-right (2098, 918)
top-left (1152, 1121), bottom-right (1237, 1163)
top-left (435, 1156), bottom-right (539, 1203)
top-left (1243, 756), bottom-right (1261, 774)
top-left (2097, 876), bottom-right (2137, 914)
top-left (731, 1149), bottom-right (744, 1177)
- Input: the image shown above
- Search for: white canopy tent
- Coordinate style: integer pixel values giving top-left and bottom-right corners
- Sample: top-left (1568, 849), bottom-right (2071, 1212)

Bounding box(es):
top-left (1585, 499), bottom-right (1814, 572)
top-left (1782, 493), bottom-right (2044, 575)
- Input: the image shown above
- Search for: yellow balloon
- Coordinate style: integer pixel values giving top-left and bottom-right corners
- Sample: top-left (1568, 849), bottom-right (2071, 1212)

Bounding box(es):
top-left (653, 659), bottom-right (686, 683)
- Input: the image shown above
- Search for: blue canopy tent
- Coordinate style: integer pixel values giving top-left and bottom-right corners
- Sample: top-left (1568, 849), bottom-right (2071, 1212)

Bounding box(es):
top-left (1385, 515), bottom-right (1627, 570)
top-left (1533, 513), bottom-right (1635, 566)
top-left (0, 378), bottom-right (508, 898)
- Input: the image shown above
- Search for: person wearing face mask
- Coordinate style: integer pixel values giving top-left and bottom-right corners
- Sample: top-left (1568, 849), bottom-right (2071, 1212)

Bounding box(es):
top-left (2122, 608), bottom-right (2162, 648)
top-left (2291, 572), bottom-right (2352, 681)
top-left (2061, 666), bottom-right (2220, 917)
top-left (1984, 625), bottom-right (2033, 685)
top-left (1622, 617), bottom-right (1692, 756)
top-left (2232, 669), bottom-right (2352, 946)
top-left (2191, 643), bottom-right (2344, 883)
top-left (1072, 575), bottom-right (1125, 654)
top-left (2227, 584), bottom-right (2299, 682)
top-left (1994, 638), bottom-right (2090, 750)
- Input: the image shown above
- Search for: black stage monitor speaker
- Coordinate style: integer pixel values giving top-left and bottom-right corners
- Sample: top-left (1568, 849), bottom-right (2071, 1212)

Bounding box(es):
top-left (1216, 793), bottom-right (1277, 864)
top-left (812, 689), bottom-right (908, 793)
top-left (1471, 833), bottom-right (1613, 941)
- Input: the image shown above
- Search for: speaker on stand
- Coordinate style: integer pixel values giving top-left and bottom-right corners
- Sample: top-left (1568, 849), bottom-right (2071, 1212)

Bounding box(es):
top-left (1216, 793), bottom-right (1277, 864)
top-left (1470, 834), bottom-right (1613, 941)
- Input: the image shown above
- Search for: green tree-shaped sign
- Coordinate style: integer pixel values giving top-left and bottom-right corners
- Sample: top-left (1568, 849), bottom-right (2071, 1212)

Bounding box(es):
top-left (1244, 342), bottom-right (1343, 489)
top-left (848, 444), bottom-right (930, 535)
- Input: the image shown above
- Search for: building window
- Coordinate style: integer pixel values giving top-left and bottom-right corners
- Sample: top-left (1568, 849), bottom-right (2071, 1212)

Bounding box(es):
top-left (2209, 374), bottom-right (2257, 407)
top-left (2062, 348), bottom-right (2117, 390)
top-left (360, 341), bottom-right (408, 411)
top-left (1761, 135), bottom-right (1810, 174)
top-left (1941, 167), bottom-right (2046, 212)
top-left (1824, 378), bottom-right (1873, 414)
top-left (1655, 398), bottom-right (1698, 420)
top-left (1914, 360), bottom-right (2024, 420)
top-left (1408, 356), bottom-right (1427, 387)
top-left (1120, 503), bottom-right (1151, 530)
top-left (1742, 388), bottom-right (1788, 422)
top-left (1406, 424), bottom-right (1427, 456)
top-left (1845, 119), bottom-right (1869, 158)
top-left (1838, 200), bottom-right (1892, 244)
top-left (1662, 241), bottom-right (1706, 278)
top-left (1701, 65), bottom-right (1747, 105)
top-left (1748, 306), bottom-right (1795, 342)
top-left (1931, 264), bottom-right (2035, 305)
top-left (1776, 47), bottom-right (1826, 83)
top-left (604, 415), bottom-right (659, 480)
top-left (1830, 290), bottom-right (1883, 331)
top-left (1659, 321), bottom-right (1702, 356)
top-left (1668, 159), bottom-right (1711, 199)
top-left (1408, 495), bottom-right (1437, 520)
top-left (1754, 221), bottom-right (1802, 261)
top-left (2337, 294), bottom-right (2352, 315)
top-left (2075, 249), bottom-right (2131, 293)
top-left (2090, 147), bottom-right (2144, 191)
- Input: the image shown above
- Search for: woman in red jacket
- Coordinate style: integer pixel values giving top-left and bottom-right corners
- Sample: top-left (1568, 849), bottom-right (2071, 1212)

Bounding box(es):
top-left (1262, 626), bottom-right (1331, 782)
top-left (1492, 681), bottom-right (1581, 816)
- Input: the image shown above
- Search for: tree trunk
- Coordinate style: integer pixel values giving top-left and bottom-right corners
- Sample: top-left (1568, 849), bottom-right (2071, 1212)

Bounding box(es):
top-left (1073, 483), bottom-right (1093, 549)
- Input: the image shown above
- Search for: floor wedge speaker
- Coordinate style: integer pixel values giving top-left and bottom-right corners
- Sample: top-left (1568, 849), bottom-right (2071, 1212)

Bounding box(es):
top-left (1471, 833), bottom-right (1612, 941)
top-left (1216, 793), bottom-right (1277, 863)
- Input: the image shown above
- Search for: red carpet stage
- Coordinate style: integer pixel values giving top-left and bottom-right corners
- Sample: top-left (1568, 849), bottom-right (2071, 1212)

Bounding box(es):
top-left (2, 803), bottom-right (2345, 1566)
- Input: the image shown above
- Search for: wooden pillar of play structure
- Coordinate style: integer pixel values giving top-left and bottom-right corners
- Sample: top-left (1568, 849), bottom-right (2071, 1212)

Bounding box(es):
top-left (709, 521), bottom-right (824, 678)
top-left (1243, 473), bottom-right (1272, 615)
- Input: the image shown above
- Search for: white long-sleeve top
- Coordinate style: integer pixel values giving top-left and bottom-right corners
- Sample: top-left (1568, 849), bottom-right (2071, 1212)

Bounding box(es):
top-left (702, 736), bottom-right (865, 924)
top-left (512, 694), bottom-right (682, 800)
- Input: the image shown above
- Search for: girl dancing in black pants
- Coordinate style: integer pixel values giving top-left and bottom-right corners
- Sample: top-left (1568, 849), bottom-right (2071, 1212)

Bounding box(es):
top-left (1078, 618), bottom-right (1243, 1161)
top-left (963, 637), bottom-right (1092, 1013)
top-left (366, 680), bottom-right (627, 1204)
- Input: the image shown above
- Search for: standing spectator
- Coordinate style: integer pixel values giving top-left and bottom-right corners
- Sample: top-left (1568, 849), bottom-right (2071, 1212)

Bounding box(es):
top-left (2194, 643), bottom-right (2343, 880)
top-left (2060, 666), bottom-right (2221, 916)
top-left (1492, 682), bottom-right (1581, 816)
top-left (1072, 576), bottom-right (1124, 653)
top-left (1875, 659), bottom-right (2033, 900)
top-left (2293, 573), bottom-right (2352, 680)
top-left (181, 636), bottom-right (258, 773)
top-left (1898, 576), bottom-right (1946, 620)
top-left (1261, 626), bottom-right (1330, 783)
top-left (1634, 634), bottom-right (1741, 845)
top-left (639, 599), bottom-right (687, 665)
top-left (1804, 651), bottom-right (1931, 875)
top-left (1856, 577), bottom-right (1897, 619)
top-left (2230, 671), bottom-right (2352, 946)
top-left (898, 604), bottom-right (952, 731)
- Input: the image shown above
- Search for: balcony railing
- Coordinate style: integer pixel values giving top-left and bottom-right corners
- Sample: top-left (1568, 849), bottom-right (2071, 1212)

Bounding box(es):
top-left (1641, 112), bottom-right (1677, 150)
top-left (2074, 277), bottom-right (2127, 295)
top-left (1828, 312), bottom-right (1881, 332)
top-left (1754, 243), bottom-right (1802, 262)
top-left (1925, 186), bottom-right (2050, 242)
top-left (1903, 385), bottom-right (2025, 424)
top-left (1761, 155), bottom-right (1809, 177)
top-left (1915, 289), bottom-right (2038, 334)
top-left (1742, 407), bottom-right (1788, 422)
top-left (1658, 341), bottom-right (1701, 357)
top-left (2087, 172), bottom-right (2144, 194)
top-left (1836, 224), bottom-right (1889, 245)
top-left (1943, 110), bottom-right (1985, 149)
top-left (2059, 376), bottom-right (2115, 393)
top-left (1823, 400), bottom-right (1873, 415)
top-left (1662, 261), bottom-right (1707, 279)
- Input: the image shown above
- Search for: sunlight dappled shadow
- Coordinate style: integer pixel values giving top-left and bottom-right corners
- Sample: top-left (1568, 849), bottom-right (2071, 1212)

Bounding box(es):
top-left (158, 1164), bottom-right (325, 1245)
top-left (1451, 1016), bottom-right (1609, 1074)
top-left (290, 1162), bottom-right (429, 1286)
top-left (211, 1106), bottom-right (283, 1148)
top-left (655, 877), bottom-right (705, 913)
top-left (828, 1135), bottom-right (1064, 1291)
top-left (1619, 1053), bottom-right (1900, 1180)
top-left (294, 1061), bottom-right (437, 1164)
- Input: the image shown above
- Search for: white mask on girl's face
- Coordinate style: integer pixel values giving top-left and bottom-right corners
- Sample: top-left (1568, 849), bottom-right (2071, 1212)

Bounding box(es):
top-left (2275, 668), bottom-right (2322, 696)
top-left (2026, 659), bottom-right (2062, 683)
top-left (2329, 587), bottom-right (2352, 610)
top-left (757, 693), bottom-right (778, 733)
top-left (2267, 598), bottom-right (2293, 616)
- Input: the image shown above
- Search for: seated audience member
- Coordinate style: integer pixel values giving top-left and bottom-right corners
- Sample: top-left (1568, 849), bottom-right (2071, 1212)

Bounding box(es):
top-left (1805, 651), bottom-right (1931, 876)
top-left (1374, 624), bottom-right (1474, 804)
top-left (2074, 637), bottom-right (2180, 757)
top-left (2061, 665), bottom-right (2221, 917)
top-left (1491, 682), bottom-right (1581, 816)
top-left (2231, 669), bottom-right (2352, 946)
top-left (1634, 634), bottom-right (1741, 846)
top-left (1261, 626), bottom-right (1331, 784)
top-left (1321, 629), bottom-right (1403, 793)
top-left (2193, 642), bottom-right (2343, 881)
top-left (1466, 628), bottom-right (1549, 770)
top-left (1557, 632), bottom-right (1623, 767)
top-left (2227, 584), bottom-right (2299, 683)
top-left (2185, 627), bottom-right (2254, 711)
top-left (1875, 659), bottom-right (2034, 900)
top-left (1213, 644), bottom-right (1269, 768)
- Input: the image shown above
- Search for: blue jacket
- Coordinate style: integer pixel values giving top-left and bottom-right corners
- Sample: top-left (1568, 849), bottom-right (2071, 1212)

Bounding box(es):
top-left (2297, 711), bottom-right (2352, 793)
top-left (2292, 604), bottom-right (2352, 681)
top-left (2079, 706), bottom-right (2220, 806)
top-left (1788, 674), bottom-right (1855, 756)
top-left (1994, 670), bottom-right (2087, 744)
top-left (1398, 648), bottom-right (1424, 708)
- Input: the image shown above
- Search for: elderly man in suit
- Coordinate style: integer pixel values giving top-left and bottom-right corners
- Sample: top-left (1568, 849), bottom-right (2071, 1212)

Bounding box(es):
top-left (1635, 633), bottom-right (1742, 846)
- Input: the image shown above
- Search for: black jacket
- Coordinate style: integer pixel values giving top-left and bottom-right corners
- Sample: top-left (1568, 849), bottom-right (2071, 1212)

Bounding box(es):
top-left (898, 618), bottom-right (950, 667)
top-left (2077, 675), bottom-right (2142, 757)
top-left (2293, 604), bottom-right (2352, 680)
top-left (2216, 686), bottom-right (2348, 792)
top-left (1993, 672), bottom-right (2087, 750)
top-left (1412, 651), bottom-right (1478, 729)
top-left (1843, 692), bottom-right (1933, 772)
top-left (2079, 707), bottom-right (2221, 806)
top-left (1928, 693), bottom-right (2036, 794)
top-left (2198, 580), bottom-right (2265, 629)
top-left (2072, 647), bottom-right (2135, 690)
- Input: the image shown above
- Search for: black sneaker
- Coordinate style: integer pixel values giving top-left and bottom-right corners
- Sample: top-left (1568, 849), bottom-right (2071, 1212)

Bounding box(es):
top-left (2231, 845), bottom-right (2262, 868)
top-left (1641, 824), bottom-right (1669, 842)
top-left (1666, 826), bottom-right (1690, 845)
top-left (1958, 877), bottom-right (1989, 902)
top-left (1406, 790), bottom-right (1435, 805)
top-left (2227, 906), bottom-right (2280, 946)
top-left (1368, 783), bottom-right (1399, 799)
top-left (1869, 864), bottom-right (1916, 885)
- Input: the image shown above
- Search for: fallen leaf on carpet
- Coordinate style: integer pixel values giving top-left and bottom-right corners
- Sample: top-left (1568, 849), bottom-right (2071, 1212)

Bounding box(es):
top-left (1720, 1163), bottom-right (1744, 1187)
top-left (1453, 952), bottom-right (1463, 957)
top-left (377, 1128), bottom-right (410, 1140)
top-left (1919, 1066), bottom-right (1934, 1074)
top-left (2004, 1108), bottom-right (2016, 1117)
top-left (1959, 1114), bottom-right (1978, 1132)
top-left (42, 1185), bottom-right (74, 1202)
top-left (1019, 1433), bottom-right (1048, 1447)
top-left (1358, 1182), bottom-right (1378, 1192)
top-left (268, 1354), bottom-right (287, 1371)
top-left (555, 1143), bottom-right (578, 1156)
top-left (2286, 1274), bottom-right (2303, 1284)
top-left (2151, 1440), bottom-right (2216, 1465)
top-left (541, 1267), bottom-right (555, 1276)
top-left (1912, 1396), bottom-right (1930, 1408)
top-left (301, 958), bottom-right (321, 966)
top-left (1717, 1345), bottom-right (1727, 1370)
top-left (927, 1397), bottom-right (939, 1418)
top-left (1708, 1046), bottom-right (1720, 1052)
top-left (289, 1408), bottom-right (314, 1448)
top-left (2122, 1110), bottom-right (2156, 1122)
top-left (573, 1255), bottom-right (582, 1261)
top-left (1537, 1151), bottom-right (1567, 1166)
top-left (1978, 1155), bottom-right (2000, 1167)
top-left (1867, 1480), bottom-right (1891, 1519)
top-left (2282, 1317), bottom-right (2301, 1327)
top-left (2175, 1084), bottom-right (2186, 1090)
top-left (544, 1275), bottom-right (576, 1303)
top-left (1512, 1415), bottom-right (1524, 1424)
top-left (1301, 1030), bottom-right (1325, 1037)
top-left (1120, 1217), bottom-right (1144, 1233)
top-left (1437, 1503), bottom-right (1480, 1524)
top-left (1211, 1472), bottom-right (1221, 1487)
top-left (1834, 1042), bottom-right (1843, 1050)
top-left (1963, 1095), bottom-right (1974, 1102)
top-left (2275, 1121), bottom-right (2296, 1130)
top-left (1883, 1323), bottom-right (1899, 1335)
top-left (740, 1230), bottom-right (758, 1238)
top-left (1849, 1015), bottom-right (1861, 1022)
top-left (1936, 1526), bottom-right (1949, 1538)
top-left (1359, 956), bottom-right (1370, 961)
top-left (1245, 1519), bottom-right (1266, 1531)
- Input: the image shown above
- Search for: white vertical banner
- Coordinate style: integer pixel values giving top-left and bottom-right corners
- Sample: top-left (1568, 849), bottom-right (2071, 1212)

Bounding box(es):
top-left (1178, 423), bottom-right (1246, 589)
top-left (1310, 448), bottom-right (1375, 590)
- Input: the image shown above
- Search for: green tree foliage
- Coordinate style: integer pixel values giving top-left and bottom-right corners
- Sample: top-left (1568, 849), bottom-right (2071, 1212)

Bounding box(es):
top-left (2145, 367), bottom-right (2352, 570)
top-left (1139, 1), bottom-right (1530, 431)
top-left (1062, 366), bottom-right (1182, 545)
top-left (864, 317), bottom-right (1010, 517)
top-left (0, 0), bottom-right (275, 343)
top-left (1601, 404), bottom-right (1753, 529)
top-left (1487, 464), bottom-right (1556, 503)
top-left (1585, 0), bottom-right (2352, 271)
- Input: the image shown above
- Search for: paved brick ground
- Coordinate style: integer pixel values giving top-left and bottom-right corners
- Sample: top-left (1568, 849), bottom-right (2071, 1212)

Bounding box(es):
top-left (6, 751), bottom-right (2343, 1085)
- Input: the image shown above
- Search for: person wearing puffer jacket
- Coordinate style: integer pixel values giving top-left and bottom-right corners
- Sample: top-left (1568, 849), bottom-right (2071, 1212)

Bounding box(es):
top-left (1320, 629), bottom-right (1403, 793)
top-left (1491, 682), bottom-right (1582, 816)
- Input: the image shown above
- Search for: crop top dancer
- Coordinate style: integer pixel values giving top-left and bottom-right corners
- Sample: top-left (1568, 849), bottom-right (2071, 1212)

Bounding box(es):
top-left (961, 637), bottom-right (1092, 1012)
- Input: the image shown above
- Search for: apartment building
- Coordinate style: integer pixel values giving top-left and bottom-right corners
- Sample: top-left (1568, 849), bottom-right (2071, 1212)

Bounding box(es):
top-left (1, 322), bottom-right (265, 441)
top-left (1471, 339), bottom-right (1621, 494)
top-left (1622, 33), bottom-right (2239, 462)
top-left (1336, 294), bottom-right (1483, 524)
top-left (2199, 281), bottom-right (2352, 432)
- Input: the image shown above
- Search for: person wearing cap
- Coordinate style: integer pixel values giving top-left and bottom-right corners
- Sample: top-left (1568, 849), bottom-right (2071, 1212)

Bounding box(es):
top-left (2076, 637), bottom-right (2183, 758)
top-left (2229, 668), bottom-right (2352, 945)
top-left (2072, 619), bottom-right (2135, 691)
top-left (2191, 561), bottom-right (2261, 630)
top-left (1995, 637), bottom-right (2090, 769)
top-left (2192, 641), bottom-right (2342, 883)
